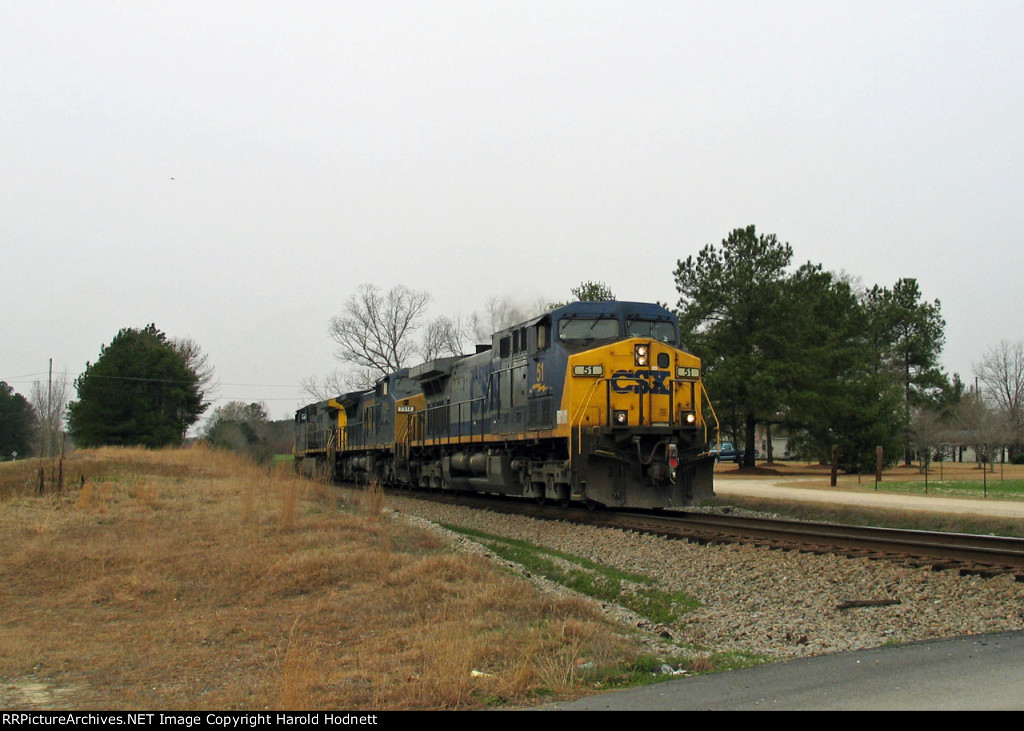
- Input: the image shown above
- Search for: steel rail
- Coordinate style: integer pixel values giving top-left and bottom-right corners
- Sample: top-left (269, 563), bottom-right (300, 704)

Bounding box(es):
top-left (387, 488), bottom-right (1024, 578)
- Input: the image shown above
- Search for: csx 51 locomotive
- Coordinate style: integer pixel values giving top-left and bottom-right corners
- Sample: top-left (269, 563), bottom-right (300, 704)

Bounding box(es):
top-left (295, 301), bottom-right (716, 509)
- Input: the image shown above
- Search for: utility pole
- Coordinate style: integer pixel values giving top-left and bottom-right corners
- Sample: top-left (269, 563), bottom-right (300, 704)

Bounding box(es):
top-left (47, 358), bottom-right (53, 458)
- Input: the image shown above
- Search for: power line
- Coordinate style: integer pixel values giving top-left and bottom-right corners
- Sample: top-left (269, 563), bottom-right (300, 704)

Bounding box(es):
top-left (3, 368), bottom-right (315, 412)
top-left (3, 372), bottom-right (305, 389)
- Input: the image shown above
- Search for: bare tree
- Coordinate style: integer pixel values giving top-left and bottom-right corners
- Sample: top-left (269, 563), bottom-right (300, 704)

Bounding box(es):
top-left (301, 369), bottom-right (375, 401)
top-left (30, 372), bottom-right (71, 458)
top-left (315, 287), bottom-right (550, 397)
top-left (171, 336), bottom-right (217, 405)
top-left (974, 340), bottom-right (1024, 456)
top-left (329, 284), bottom-right (431, 378)
top-left (956, 388), bottom-right (1012, 471)
top-left (421, 314), bottom-right (469, 361)
top-left (909, 406), bottom-right (947, 473)
top-left (301, 371), bottom-right (345, 401)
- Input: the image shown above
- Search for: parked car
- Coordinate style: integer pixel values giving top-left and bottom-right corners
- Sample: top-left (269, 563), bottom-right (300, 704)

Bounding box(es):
top-left (713, 442), bottom-right (758, 463)
top-left (714, 442), bottom-right (739, 462)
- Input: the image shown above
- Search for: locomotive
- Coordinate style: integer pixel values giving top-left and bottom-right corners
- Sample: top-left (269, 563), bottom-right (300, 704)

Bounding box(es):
top-left (294, 301), bottom-right (716, 509)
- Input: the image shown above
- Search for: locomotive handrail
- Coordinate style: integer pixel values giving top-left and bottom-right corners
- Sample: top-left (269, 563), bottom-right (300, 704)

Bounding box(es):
top-left (569, 377), bottom-right (610, 467)
top-left (338, 422), bottom-right (347, 451)
top-left (395, 415), bottom-right (410, 463)
top-left (421, 397), bottom-right (485, 445)
top-left (304, 427), bottom-right (335, 452)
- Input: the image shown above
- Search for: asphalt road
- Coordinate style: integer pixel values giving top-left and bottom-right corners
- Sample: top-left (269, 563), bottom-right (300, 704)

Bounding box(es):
top-left (547, 631), bottom-right (1024, 710)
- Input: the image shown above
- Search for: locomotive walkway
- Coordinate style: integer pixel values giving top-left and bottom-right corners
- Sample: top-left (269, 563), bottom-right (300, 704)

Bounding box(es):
top-left (549, 471), bottom-right (1024, 711)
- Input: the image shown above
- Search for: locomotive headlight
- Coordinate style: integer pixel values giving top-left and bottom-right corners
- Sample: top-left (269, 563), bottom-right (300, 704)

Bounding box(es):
top-left (634, 344), bottom-right (649, 366)
top-left (683, 411), bottom-right (697, 425)
top-left (613, 410), bottom-right (629, 426)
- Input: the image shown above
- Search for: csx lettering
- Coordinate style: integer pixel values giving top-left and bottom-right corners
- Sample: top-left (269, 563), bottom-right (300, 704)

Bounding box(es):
top-left (610, 369), bottom-right (671, 395)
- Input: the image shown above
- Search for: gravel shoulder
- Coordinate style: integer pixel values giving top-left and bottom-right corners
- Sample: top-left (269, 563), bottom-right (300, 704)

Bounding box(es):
top-left (384, 481), bottom-right (1024, 662)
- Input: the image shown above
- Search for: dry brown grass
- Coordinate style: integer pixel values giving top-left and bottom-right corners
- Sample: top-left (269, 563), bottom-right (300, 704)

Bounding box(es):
top-left (0, 446), bottom-right (640, 711)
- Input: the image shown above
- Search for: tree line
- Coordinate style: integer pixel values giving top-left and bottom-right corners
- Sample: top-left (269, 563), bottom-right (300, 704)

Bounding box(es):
top-left (0, 324), bottom-right (298, 463)
top-left (674, 226), bottom-right (949, 471)
top-left (676, 227), bottom-right (1021, 472)
top-left (2, 225), bottom-right (1019, 470)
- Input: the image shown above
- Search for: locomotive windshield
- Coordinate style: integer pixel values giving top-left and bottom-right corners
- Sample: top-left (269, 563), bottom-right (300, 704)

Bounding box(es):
top-left (558, 317), bottom-right (619, 343)
top-left (626, 318), bottom-right (679, 344)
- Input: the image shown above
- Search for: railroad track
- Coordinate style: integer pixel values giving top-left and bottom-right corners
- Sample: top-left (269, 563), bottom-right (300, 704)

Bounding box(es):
top-left (388, 488), bottom-right (1024, 580)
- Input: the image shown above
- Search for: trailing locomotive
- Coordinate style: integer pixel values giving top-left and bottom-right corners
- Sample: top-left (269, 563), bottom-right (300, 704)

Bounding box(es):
top-left (295, 301), bottom-right (716, 509)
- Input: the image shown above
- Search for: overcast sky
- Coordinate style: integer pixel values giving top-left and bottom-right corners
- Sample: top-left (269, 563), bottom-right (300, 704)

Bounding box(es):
top-left (3, 1), bottom-right (1021, 422)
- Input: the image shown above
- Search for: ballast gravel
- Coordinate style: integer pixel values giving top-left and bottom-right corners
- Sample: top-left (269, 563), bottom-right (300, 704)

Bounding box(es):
top-left (383, 494), bottom-right (1024, 661)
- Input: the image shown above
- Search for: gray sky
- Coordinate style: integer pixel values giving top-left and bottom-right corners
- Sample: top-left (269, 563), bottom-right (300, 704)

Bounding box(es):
top-left (3, 1), bottom-right (1022, 421)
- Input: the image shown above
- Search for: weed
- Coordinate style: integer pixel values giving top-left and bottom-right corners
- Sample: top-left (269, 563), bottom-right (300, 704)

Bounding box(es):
top-left (359, 480), bottom-right (386, 518)
top-left (278, 473), bottom-right (299, 531)
top-left (278, 617), bottom-right (317, 709)
top-left (439, 524), bottom-right (700, 626)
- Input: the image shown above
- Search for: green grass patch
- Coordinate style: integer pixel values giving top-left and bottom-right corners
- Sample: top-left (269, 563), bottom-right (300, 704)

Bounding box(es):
top-left (578, 648), bottom-right (769, 689)
top-left (440, 523), bottom-right (699, 625)
top-left (437, 523), bottom-right (775, 684)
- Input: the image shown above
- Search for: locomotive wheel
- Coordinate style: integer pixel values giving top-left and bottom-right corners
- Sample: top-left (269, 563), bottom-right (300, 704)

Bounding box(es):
top-left (554, 482), bottom-right (571, 508)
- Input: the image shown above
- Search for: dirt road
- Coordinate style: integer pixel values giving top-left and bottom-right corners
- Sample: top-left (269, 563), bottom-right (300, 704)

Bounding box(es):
top-left (714, 472), bottom-right (1024, 518)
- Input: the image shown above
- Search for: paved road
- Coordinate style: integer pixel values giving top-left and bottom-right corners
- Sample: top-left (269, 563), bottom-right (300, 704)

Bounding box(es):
top-left (547, 631), bottom-right (1024, 710)
top-left (549, 476), bottom-right (1024, 711)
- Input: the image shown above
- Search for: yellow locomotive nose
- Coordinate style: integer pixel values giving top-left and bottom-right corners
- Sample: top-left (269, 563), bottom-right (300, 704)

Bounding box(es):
top-left (565, 337), bottom-right (704, 431)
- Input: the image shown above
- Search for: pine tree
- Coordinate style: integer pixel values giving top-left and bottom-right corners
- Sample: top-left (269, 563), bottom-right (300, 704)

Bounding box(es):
top-left (68, 325), bottom-right (208, 447)
top-left (0, 382), bottom-right (35, 458)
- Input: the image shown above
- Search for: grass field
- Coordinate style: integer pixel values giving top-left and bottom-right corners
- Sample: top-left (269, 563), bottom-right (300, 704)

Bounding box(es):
top-left (0, 446), bottom-right (740, 711)
top-left (5, 448), bottom-right (1018, 709)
